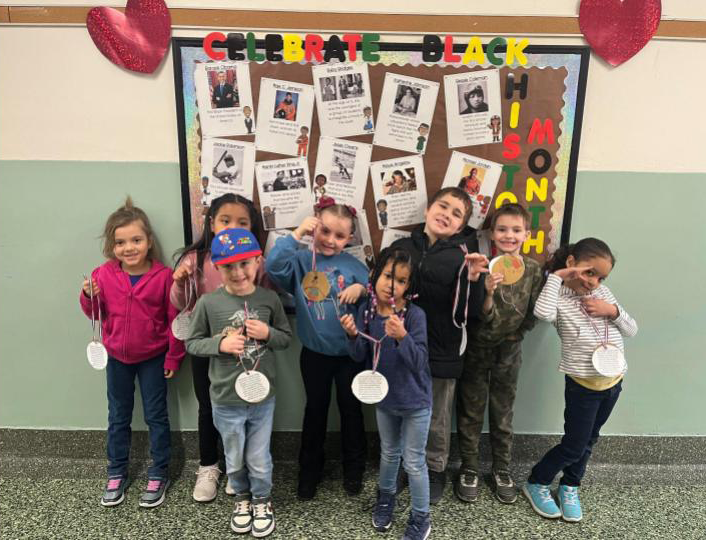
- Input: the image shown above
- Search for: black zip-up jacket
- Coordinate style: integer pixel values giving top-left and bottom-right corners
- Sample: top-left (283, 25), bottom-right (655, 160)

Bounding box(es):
top-left (391, 224), bottom-right (485, 379)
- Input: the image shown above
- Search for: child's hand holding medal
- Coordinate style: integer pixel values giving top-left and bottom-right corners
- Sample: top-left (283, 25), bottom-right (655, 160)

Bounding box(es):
top-left (293, 215), bottom-right (320, 241)
top-left (82, 277), bottom-right (100, 297)
top-left (464, 252), bottom-right (490, 281)
top-left (219, 328), bottom-right (246, 355)
top-left (581, 297), bottom-right (618, 319)
top-left (340, 314), bottom-right (358, 337)
top-left (384, 314), bottom-right (407, 341)
top-left (244, 319), bottom-right (270, 341)
top-left (485, 272), bottom-right (505, 294)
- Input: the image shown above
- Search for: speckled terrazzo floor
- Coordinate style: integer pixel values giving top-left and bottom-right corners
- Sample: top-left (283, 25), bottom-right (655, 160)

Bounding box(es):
top-left (2, 457), bottom-right (705, 539)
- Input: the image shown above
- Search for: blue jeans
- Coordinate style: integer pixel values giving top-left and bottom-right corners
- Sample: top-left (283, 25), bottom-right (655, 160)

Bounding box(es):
top-left (529, 376), bottom-right (622, 487)
top-left (212, 398), bottom-right (275, 498)
top-left (106, 354), bottom-right (170, 478)
top-left (376, 406), bottom-right (432, 514)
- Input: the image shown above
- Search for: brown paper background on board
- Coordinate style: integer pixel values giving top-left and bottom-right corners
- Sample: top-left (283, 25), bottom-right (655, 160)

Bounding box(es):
top-left (195, 62), bottom-right (566, 263)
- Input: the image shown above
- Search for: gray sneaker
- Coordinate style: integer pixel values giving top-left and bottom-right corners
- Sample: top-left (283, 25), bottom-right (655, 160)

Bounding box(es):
top-left (138, 477), bottom-right (170, 508)
top-left (493, 470), bottom-right (517, 504)
top-left (455, 468), bottom-right (479, 503)
top-left (100, 475), bottom-right (128, 507)
top-left (230, 492), bottom-right (252, 533)
top-left (251, 496), bottom-right (275, 538)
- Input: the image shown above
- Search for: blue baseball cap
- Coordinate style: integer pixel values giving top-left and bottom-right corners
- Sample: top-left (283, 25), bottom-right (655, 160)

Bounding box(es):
top-left (211, 228), bottom-right (262, 265)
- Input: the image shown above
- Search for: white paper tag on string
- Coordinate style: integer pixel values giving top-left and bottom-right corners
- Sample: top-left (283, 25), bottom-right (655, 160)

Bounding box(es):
top-left (351, 370), bottom-right (389, 404)
top-left (86, 341), bottom-right (108, 370)
top-left (171, 312), bottom-right (192, 341)
top-left (234, 371), bottom-right (271, 404)
top-left (592, 344), bottom-right (626, 377)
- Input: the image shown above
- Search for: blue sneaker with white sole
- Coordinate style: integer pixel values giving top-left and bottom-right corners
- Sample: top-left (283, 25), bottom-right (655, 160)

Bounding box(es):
top-left (523, 482), bottom-right (561, 519)
top-left (558, 485), bottom-right (583, 522)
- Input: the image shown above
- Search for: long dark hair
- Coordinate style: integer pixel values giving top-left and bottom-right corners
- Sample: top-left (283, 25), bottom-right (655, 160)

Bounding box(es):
top-left (545, 237), bottom-right (616, 274)
top-left (363, 247), bottom-right (418, 334)
top-left (174, 194), bottom-right (262, 271)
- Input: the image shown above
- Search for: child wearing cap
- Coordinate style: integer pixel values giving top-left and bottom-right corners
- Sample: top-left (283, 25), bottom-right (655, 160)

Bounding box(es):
top-left (186, 228), bottom-right (292, 538)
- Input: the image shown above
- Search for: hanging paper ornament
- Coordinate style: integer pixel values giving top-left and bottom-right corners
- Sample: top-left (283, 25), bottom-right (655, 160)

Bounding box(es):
top-left (87, 0), bottom-right (172, 74)
top-left (579, 0), bottom-right (661, 67)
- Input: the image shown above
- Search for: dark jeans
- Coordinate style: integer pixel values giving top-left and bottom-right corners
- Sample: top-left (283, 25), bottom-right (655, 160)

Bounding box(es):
top-left (298, 346), bottom-right (366, 482)
top-left (529, 376), bottom-right (622, 487)
top-left (191, 354), bottom-right (221, 467)
top-left (106, 354), bottom-right (170, 478)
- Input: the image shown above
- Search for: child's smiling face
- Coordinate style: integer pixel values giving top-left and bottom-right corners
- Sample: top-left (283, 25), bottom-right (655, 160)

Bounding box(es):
top-left (491, 214), bottom-right (529, 257)
top-left (425, 194), bottom-right (467, 240)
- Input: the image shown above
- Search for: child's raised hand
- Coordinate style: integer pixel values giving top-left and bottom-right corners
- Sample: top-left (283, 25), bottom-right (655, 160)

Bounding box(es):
top-left (245, 319), bottom-right (270, 341)
top-left (554, 266), bottom-right (591, 282)
top-left (581, 297), bottom-right (618, 319)
top-left (465, 253), bottom-right (489, 281)
top-left (338, 283), bottom-right (366, 305)
top-left (485, 272), bottom-right (505, 294)
top-left (340, 314), bottom-right (358, 337)
top-left (164, 369), bottom-right (175, 379)
top-left (219, 333), bottom-right (246, 355)
top-left (293, 216), bottom-right (320, 241)
top-left (172, 263), bottom-right (193, 284)
top-left (384, 314), bottom-right (407, 341)
top-left (82, 278), bottom-right (100, 297)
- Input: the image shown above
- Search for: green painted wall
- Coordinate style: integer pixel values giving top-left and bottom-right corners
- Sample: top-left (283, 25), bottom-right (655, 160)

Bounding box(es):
top-left (0, 161), bottom-right (703, 435)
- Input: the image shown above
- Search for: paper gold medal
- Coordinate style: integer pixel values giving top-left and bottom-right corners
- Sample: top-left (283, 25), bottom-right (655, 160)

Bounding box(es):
top-left (302, 271), bottom-right (330, 302)
top-left (489, 255), bottom-right (525, 285)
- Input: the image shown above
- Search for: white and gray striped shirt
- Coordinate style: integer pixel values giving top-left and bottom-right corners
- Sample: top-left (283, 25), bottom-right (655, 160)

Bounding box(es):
top-left (534, 274), bottom-right (638, 378)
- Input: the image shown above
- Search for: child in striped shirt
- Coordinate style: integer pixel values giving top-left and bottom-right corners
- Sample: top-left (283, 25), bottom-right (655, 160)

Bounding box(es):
top-left (522, 238), bottom-right (637, 523)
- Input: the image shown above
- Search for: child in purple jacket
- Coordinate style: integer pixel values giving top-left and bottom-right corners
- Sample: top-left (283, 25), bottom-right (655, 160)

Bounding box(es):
top-left (80, 198), bottom-right (184, 509)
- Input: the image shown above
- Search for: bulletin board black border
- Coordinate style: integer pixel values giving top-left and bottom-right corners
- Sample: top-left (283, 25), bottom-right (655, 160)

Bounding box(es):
top-left (173, 37), bottom-right (589, 249)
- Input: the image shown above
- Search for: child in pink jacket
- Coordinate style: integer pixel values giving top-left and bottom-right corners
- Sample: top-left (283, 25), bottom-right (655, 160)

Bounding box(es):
top-left (80, 198), bottom-right (184, 509)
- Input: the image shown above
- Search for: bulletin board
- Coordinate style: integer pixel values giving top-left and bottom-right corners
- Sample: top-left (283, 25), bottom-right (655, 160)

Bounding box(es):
top-left (173, 36), bottom-right (589, 263)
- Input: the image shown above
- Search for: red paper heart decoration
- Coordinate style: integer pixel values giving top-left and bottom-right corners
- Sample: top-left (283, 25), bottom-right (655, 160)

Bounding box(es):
top-left (87, 0), bottom-right (171, 74)
top-left (579, 0), bottom-right (661, 67)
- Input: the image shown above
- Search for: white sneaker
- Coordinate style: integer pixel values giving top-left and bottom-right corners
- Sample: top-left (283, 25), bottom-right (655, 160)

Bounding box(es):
top-left (251, 496), bottom-right (275, 538)
top-left (225, 477), bottom-right (236, 496)
top-left (192, 464), bottom-right (221, 502)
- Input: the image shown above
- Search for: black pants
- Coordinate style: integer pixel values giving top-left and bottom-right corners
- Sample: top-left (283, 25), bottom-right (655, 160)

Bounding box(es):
top-left (298, 346), bottom-right (366, 482)
top-left (191, 355), bottom-right (221, 467)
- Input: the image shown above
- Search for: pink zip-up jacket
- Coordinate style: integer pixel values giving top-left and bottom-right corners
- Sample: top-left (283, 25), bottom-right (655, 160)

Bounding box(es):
top-left (80, 259), bottom-right (185, 371)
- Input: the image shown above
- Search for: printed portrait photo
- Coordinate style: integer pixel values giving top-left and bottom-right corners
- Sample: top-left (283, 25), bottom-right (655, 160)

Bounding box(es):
top-left (273, 90), bottom-right (299, 122)
top-left (211, 147), bottom-right (244, 187)
top-left (338, 73), bottom-right (365, 100)
top-left (262, 168), bottom-right (307, 192)
top-left (458, 80), bottom-right (489, 115)
top-left (319, 77), bottom-right (338, 102)
top-left (381, 167), bottom-right (418, 196)
top-left (329, 147), bottom-right (356, 185)
top-left (209, 69), bottom-right (239, 110)
top-left (456, 164), bottom-right (487, 197)
top-left (393, 85), bottom-right (421, 117)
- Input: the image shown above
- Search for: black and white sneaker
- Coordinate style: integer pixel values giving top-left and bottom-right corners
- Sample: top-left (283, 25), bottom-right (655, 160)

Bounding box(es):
top-left (455, 468), bottom-right (479, 503)
top-left (230, 492), bottom-right (252, 533)
top-left (492, 470), bottom-right (517, 504)
top-left (251, 496), bottom-right (275, 538)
